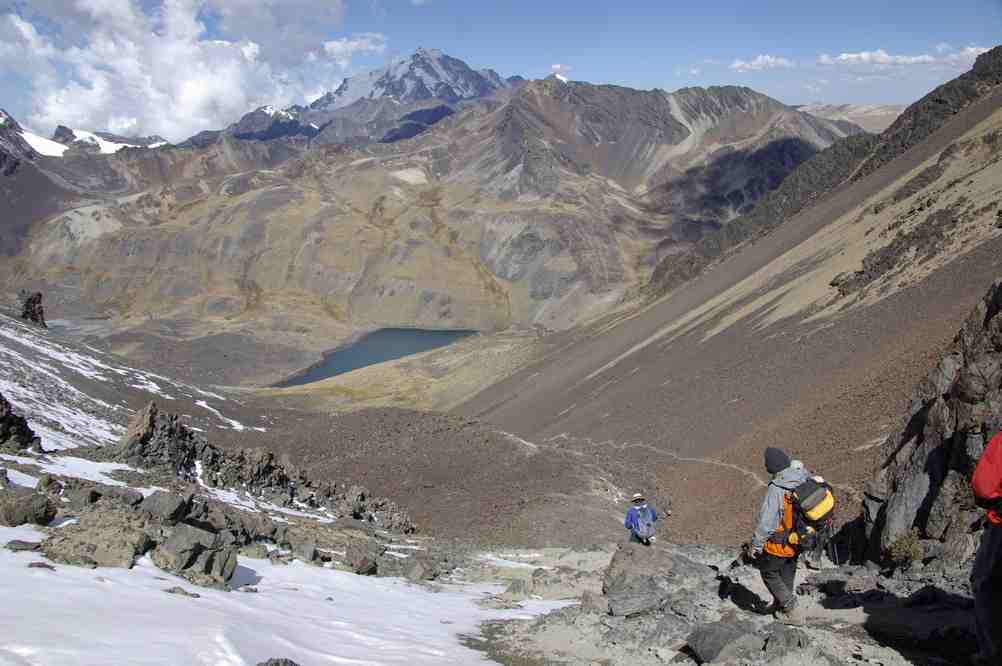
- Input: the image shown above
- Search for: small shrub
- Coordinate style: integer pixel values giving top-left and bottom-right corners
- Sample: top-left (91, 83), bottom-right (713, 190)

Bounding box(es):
top-left (887, 528), bottom-right (923, 567)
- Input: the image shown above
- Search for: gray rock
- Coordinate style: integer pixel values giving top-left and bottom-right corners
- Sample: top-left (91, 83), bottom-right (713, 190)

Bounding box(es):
top-left (686, 617), bottom-right (764, 664)
top-left (5, 539), bottom-right (40, 552)
top-left (256, 660), bottom-right (301, 666)
top-left (404, 558), bottom-right (438, 582)
top-left (151, 523), bottom-right (238, 587)
top-left (346, 537), bottom-right (384, 575)
top-left (28, 561), bottom-right (56, 570)
top-left (163, 585), bottom-right (200, 598)
top-left (140, 491), bottom-right (190, 524)
top-left (0, 491), bottom-right (57, 527)
top-left (866, 280), bottom-right (1002, 563)
top-left (42, 506), bottom-right (155, 568)
top-left (293, 541), bottom-right (318, 563)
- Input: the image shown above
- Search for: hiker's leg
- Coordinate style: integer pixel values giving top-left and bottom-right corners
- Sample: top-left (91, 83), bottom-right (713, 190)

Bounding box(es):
top-left (781, 555), bottom-right (798, 606)
top-left (973, 524), bottom-right (1002, 660)
top-left (759, 553), bottom-right (794, 609)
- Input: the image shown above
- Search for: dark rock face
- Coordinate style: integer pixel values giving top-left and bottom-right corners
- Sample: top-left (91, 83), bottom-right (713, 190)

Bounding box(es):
top-left (865, 279), bottom-right (1002, 563)
top-left (0, 392), bottom-right (41, 452)
top-left (257, 660), bottom-right (301, 666)
top-left (115, 402), bottom-right (415, 533)
top-left (230, 108), bottom-right (320, 142)
top-left (19, 292), bottom-right (47, 328)
top-left (0, 109), bottom-right (38, 176)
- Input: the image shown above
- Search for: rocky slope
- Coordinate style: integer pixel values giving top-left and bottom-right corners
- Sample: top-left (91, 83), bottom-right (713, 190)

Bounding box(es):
top-left (647, 45), bottom-right (1002, 298)
top-left (1, 63), bottom-right (859, 385)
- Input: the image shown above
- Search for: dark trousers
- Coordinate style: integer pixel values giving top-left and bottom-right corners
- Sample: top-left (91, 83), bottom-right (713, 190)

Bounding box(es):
top-left (973, 522), bottom-right (1002, 660)
top-left (758, 552), bottom-right (799, 610)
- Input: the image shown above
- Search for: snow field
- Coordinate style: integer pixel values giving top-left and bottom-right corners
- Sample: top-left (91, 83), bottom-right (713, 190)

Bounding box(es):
top-left (0, 526), bottom-right (568, 666)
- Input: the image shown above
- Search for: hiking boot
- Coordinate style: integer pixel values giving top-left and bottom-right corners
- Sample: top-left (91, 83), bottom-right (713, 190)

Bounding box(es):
top-left (775, 604), bottom-right (806, 626)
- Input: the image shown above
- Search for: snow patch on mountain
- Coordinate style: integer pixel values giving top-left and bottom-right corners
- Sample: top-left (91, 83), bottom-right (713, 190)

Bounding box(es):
top-left (0, 540), bottom-right (566, 666)
top-left (70, 129), bottom-right (139, 154)
top-left (20, 130), bottom-right (68, 157)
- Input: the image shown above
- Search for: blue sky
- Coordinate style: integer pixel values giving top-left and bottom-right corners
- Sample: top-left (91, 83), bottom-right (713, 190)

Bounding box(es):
top-left (340, 0), bottom-right (1001, 103)
top-left (1, 0), bottom-right (998, 139)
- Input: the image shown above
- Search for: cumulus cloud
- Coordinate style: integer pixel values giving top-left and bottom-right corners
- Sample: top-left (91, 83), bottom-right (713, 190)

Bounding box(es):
top-left (730, 55), bottom-right (795, 72)
top-left (0, 1), bottom-right (387, 141)
top-left (323, 33), bottom-right (387, 68)
top-left (817, 45), bottom-right (989, 69)
top-left (550, 64), bottom-right (571, 73)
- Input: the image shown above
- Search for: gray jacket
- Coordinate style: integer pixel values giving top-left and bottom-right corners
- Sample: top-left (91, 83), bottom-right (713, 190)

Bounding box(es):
top-left (752, 465), bottom-right (809, 550)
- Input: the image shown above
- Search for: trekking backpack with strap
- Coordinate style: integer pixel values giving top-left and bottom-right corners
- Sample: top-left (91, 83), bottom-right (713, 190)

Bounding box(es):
top-left (633, 506), bottom-right (656, 540)
top-left (788, 476), bottom-right (836, 550)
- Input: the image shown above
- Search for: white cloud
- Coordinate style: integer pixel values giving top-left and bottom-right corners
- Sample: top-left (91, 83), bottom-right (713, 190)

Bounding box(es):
top-left (0, 1), bottom-right (387, 141)
top-left (818, 49), bottom-right (936, 66)
top-left (323, 33), bottom-right (386, 68)
top-left (730, 55), bottom-right (795, 72)
top-left (550, 64), bottom-right (571, 73)
top-left (817, 46), bottom-right (989, 70)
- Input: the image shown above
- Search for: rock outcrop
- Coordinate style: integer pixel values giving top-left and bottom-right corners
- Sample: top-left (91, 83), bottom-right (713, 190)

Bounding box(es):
top-left (116, 402), bottom-right (415, 533)
top-left (0, 392), bottom-right (41, 452)
top-left (19, 291), bottom-right (46, 328)
top-left (864, 279), bottom-right (1002, 565)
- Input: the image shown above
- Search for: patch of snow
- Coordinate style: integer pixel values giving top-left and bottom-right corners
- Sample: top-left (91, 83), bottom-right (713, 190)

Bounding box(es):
top-left (478, 553), bottom-right (555, 570)
top-left (127, 374), bottom-right (175, 400)
top-left (0, 453), bottom-right (134, 487)
top-left (555, 74), bottom-right (569, 83)
top-left (148, 141), bottom-right (167, 149)
top-left (71, 130), bottom-right (139, 154)
top-left (137, 486), bottom-right (168, 498)
top-left (2, 466), bottom-right (39, 488)
top-left (0, 551), bottom-right (568, 664)
top-left (20, 130), bottom-right (68, 157)
top-left (194, 400), bottom-right (246, 431)
top-left (0, 525), bottom-right (45, 542)
top-left (391, 168), bottom-right (428, 185)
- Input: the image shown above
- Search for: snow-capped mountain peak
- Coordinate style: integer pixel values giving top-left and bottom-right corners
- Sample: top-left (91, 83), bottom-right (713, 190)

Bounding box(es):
top-left (312, 48), bottom-right (513, 111)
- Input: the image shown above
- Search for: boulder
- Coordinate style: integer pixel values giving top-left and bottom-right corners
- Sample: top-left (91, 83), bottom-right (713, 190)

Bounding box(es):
top-left (256, 660), bottom-right (301, 666)
top-left (151, 523), bottom-right (238, 587)
top-left (0, 392), bottom-right (41, 452)
top-left (140, 491), bottom-right (190, 524)
top-left (685, 617), bottom-right (764, 664)
top-left (346, 537), bottom-right (384, 575)
top-left (42, 506), bottom-right (155, 568)
top-left (5, 539), bottom-right (40, 552)
top-left (602, 543), bottom-right (716, 618)
top-left (0, 490), bottom-right (57, 527)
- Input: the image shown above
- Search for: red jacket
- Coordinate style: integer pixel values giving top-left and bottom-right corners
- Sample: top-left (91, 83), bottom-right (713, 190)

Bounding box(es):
top-left (973, 431), bottom-right (1002, 525)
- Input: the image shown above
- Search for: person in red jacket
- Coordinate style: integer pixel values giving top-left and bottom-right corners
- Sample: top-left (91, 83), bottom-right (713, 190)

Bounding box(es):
top-left (971, 429), bottom-right (1002, 666)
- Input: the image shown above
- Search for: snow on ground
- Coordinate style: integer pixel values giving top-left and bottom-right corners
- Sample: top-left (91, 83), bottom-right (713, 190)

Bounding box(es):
top-left (69, 130), bottom-right (139, 154)
top-left (0, 453), bottom-right (134, 487)
top-left (19, 131), bottom-right (68, 157)
top-left (0, 315), bottom-right (265, 442)
top-left (0, 529), bottom-right (567, 666)
top-left (194, 400), bottom-right (247, 431)
top-left (391, 168), bottom-right (428, 185)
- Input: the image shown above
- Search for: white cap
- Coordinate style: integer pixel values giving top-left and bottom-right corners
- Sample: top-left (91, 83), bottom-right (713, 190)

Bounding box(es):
top-left (631, 492), bottom-right (645, 502)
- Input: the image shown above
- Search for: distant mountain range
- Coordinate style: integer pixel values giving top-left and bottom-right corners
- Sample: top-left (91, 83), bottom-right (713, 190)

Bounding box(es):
top-left (0, 48), bottom-right (875, 384)
top-left (796, 103), bottom-right (904, 133)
